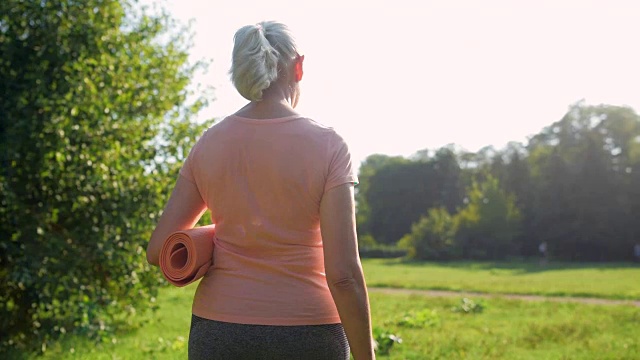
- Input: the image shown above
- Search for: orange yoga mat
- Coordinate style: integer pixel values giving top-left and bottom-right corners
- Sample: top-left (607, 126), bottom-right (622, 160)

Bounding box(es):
top-left (159, 225), bottom-right (216, 287)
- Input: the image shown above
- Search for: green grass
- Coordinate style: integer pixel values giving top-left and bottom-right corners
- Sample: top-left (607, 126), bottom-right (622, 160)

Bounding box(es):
top-left (33, 285), bottom-right (195, 360)
top-left (370, 293), bottom-right (639, 359)
top-left (26, 283), bottom-right (640, 359)
top-left (362, 258), bottom-right (640, 300)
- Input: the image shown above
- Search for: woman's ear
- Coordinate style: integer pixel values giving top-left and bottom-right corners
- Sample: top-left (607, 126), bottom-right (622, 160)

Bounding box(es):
top-left (294, 55), bottom-right (304, 82)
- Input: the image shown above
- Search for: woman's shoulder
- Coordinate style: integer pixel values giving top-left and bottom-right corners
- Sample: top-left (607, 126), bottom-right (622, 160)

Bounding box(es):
top-left (201, 114), bottom-right (346, 145)
top-left (198, 116), bottom-right (236, 137)
top-left (298, 117), bottom-right (345, 138)
top-left (296, 118), bottom-right (354, 153)
top-left (301, 116), bottom-right (331, 129)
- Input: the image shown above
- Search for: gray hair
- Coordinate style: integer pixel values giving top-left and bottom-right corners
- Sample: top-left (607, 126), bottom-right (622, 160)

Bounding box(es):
top-left (229, 21), bottom-right (299, 101)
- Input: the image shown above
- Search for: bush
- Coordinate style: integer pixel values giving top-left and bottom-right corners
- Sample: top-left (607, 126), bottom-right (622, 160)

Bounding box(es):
top-left (358, 234), bottom-right (378, 248)
top-left (0, 0), bottom-right (210, 353)
top-left (398, 207), bottom-right (458, 260)
top-left (358, 234), bottom-right (408, 258)
top-left (359, 244), bottom-right (408, 259)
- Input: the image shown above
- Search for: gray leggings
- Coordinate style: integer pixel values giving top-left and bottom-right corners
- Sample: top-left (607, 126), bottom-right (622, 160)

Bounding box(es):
top-left (188, 314), bottom-right (350, 360)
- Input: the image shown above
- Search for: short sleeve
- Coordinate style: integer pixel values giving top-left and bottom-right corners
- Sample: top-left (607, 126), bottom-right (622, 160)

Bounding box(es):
top-left (179, 145), bottom-right (197, 183)
top-left (324, 132), bottom-right (359, 192)
top-left (178, 129), bottom-right (207, 184)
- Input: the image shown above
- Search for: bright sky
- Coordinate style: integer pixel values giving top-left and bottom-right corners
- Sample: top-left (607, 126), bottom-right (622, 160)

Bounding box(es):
top-left (151, 0), bottom-right (640, 167)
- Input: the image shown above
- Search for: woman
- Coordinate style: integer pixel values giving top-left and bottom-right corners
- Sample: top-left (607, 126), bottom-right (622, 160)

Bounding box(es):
top-left (146, 21), bottom-right (375, 359)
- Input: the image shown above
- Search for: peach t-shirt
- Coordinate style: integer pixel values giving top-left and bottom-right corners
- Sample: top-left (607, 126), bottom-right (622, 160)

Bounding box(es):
top-left (179, 114), bottom-right (359, 325)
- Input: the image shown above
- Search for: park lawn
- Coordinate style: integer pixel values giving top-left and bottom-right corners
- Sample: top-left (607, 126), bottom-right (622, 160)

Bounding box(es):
top-left (34, 285), bottom-right (196, 360)
top-left (32, 283), bottom-right (639, 359)
top-left (362, 258), bottom-right (640, 300)
top-left (371, 293), bottom-right (639, 360)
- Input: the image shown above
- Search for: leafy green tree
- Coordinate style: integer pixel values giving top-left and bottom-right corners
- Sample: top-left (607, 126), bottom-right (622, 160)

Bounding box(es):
top-left (455, 175), bottom-right (521, 260)
top-left (594, 105), bottom-right (640, 260)
top-left (501, 144), bottom-right (534, 256)
top-left (358, 102), bottom-right (640, 261)
top-left (399, 207), bottom-right (457, 260)
top-left (526, 102), bottom-right (640, 260)
top-left (527, 146), bottom-right (575, 258)
top-left (484, 142), bottom-right (535, 256)
top-left (357, 149), bottom-right (463, 246)
top-left (0, 0), bottom-right (211, 352)
top-left (355, 154), bottom-right (405, 238)
top-left (431, 147), bottom-right (464, 213)
top-left (366, 159), bottom-right (430, 245)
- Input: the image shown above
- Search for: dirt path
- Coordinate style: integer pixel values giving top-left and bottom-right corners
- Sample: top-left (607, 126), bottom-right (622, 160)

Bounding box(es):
top-left (369, 287), bottom-right (640, 307)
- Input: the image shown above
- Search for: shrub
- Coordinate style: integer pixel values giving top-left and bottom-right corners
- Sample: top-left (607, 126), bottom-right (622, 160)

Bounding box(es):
top-left (0, 0), bottom-right (210, 353)
top-left (358, 234), bottom-right (378, 248)
top-left (398, 207), bottom-right (458, 260)
top-left (359, 244), bottom-right (408, 259)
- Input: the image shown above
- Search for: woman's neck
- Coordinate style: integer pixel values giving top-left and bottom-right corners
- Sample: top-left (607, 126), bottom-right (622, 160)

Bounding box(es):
top-left (234, 84), bottom-right (299, 119)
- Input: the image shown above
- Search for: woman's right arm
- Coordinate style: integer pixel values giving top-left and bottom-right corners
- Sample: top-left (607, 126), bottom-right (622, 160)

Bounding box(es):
top-left (320, 183), bottom-right (375, 360)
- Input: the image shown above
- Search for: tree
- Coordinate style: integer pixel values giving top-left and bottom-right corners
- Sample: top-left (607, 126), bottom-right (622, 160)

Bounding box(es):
top-left (356, 149), bottom-right (464, 246)
top-left (365, 159), bottom-right (432, 245)
top-left (0, 0), bottom-right (211, 352)
top-left (355, 154), bottom-right (406, 239)
top-left (485, 142), bottom-right (535, 256)
top-left (455, 175), bottom-right (521, 260)
top-left (430, 147), bottom-right (464, 213)
top-left (526, 102), bottom-right (640, 260)
top-left (399, 207), bottom-right (457, 260)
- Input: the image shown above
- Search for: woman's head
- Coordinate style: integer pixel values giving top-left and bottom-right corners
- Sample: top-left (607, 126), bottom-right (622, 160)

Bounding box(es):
top-left (229, 21), bottom-right (303, 104)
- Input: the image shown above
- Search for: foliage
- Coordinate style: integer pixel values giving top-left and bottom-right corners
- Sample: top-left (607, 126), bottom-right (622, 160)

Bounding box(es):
top-left (357, 149), bottom-right (463, 245)
top-left (398, 175), bottom-right (520, 261)
top-left (0, 0), bottom-right (211, 353)
top-left (358, 244), bottom-right (408, 259)
top-left (455, 175), bottom-right (522, 260)
top-left (358, 233), bottom-right (378, 248)
top-left (399, 207), bottom-right (458, 260)
top-left (358, 232), bottom-right (408, 259)
top-left (451, 298), bottom-right (485, 314)
top-left (527, 102), bottom-right (640, 260)
top-left (356, 102), bottom-right (640, 261)
top-left (355, 154), bottom-right (404, 238)
top-left (396, 309), bottom-right (441, 328)
top-left (373, 327), bottom-right (403, 356)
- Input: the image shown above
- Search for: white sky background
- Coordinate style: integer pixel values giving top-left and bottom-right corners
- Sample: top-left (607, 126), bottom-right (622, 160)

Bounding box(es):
top-left (148, 0), bottom-right (640, 167)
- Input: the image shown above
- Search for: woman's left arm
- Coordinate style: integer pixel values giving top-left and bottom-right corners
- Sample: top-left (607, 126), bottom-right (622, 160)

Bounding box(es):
top-left (146, 176), bottom-right (207, 266)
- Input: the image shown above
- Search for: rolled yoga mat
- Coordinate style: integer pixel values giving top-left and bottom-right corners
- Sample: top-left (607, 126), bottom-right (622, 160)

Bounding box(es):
top-left (159, 225), bottom-right (216, 287)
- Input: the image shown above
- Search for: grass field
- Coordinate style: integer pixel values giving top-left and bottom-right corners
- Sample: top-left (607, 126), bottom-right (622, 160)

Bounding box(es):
top-left (362, 258), bottom-right (640, 300)
top-left (30, 286), bottom-right (640, 359)
top-left (25, 260), bottom-right (640, 359)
